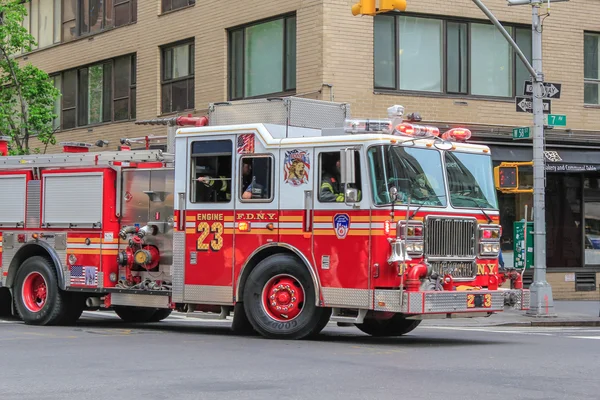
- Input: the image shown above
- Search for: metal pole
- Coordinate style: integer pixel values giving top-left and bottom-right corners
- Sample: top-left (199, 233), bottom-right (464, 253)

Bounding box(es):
top-left (527, 2), bottom-right (555, 316)
top-left (471, 0), bottom-right (556, 316)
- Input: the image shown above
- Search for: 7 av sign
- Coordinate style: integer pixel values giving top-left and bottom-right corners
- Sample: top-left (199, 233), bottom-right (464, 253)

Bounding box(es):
top-left (515, 96), bottom-right (551, 114)
top-left (524, 80), bottom-right (562, 99)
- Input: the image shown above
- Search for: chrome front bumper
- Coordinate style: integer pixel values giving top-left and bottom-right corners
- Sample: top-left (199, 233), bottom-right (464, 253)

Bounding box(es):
top-left (373, 289), bottom-right (530, 314)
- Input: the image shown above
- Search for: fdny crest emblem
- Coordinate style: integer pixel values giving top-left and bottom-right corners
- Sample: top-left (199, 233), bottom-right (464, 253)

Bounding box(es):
top-left (333, 214), bottom-right (350, 239)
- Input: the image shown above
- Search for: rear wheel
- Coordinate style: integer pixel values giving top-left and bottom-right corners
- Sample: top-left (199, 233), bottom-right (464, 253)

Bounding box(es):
top-left (243, 254), bottom-right (330, 339)
top-left (355, 314), bottom-right (421, 337)
top-left (148, 308), bottom-right (172, 322)
top-left (14, 256), bottom-right (68, 325)
top-left (231, 302), bottom-right (257, 335)
top-left (114, 306), bottom-right (171, 323)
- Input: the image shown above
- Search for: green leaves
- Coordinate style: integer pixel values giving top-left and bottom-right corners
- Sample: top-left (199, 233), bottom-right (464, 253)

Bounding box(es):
top-left (0, 0), bottom-right (59, 155)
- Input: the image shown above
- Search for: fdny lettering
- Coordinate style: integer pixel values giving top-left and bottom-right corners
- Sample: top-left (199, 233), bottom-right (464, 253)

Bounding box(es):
top-left (476, 263), bottom-right (495, 275)
top-left (236, 213), bottom-right (277, 221)
top-left (197, 214), bottom-right (224, 221)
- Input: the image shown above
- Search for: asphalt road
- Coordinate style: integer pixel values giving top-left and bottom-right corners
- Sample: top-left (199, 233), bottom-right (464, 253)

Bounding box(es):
top-left (0, 311), bottom-right (599, 400)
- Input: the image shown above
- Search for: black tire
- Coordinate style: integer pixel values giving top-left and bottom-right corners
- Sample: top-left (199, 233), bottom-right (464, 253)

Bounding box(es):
top-left (113, 306), bottom-right (158, 323)
top-left (355, 315), bottom-right (421, 337)
top-left (231, 302), bottom-right (258, 335)
top-left (14, 256), bottom-right (68, 326)
top-left (58, 292), bottom-right (85, 325)
top-left (0, 287), bottom-right (12, 317)
top-left (148, 308), bottom-right (172, 322)
top-left (243, 254), bottom-right (329, 340)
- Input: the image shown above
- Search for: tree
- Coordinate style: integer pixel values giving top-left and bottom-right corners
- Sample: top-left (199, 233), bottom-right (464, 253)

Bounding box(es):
top-left (0, 0), bottom-right (60, 155)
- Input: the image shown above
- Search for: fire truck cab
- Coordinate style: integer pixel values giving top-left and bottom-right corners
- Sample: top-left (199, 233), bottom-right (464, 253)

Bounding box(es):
top-left (0, 97), bottom-right (528, 339)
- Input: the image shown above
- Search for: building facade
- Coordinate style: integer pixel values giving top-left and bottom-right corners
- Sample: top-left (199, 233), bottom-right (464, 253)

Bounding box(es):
top-left (16, 0), bottom-right (600, 299)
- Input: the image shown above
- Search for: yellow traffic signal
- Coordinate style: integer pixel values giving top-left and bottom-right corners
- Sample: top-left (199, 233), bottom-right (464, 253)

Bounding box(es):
top-left (493, 162), bottom-right (533, 193)
top-left (352, 0), bottom-right (376, 16)
top-left (379, 0), bottom-right (407, 12)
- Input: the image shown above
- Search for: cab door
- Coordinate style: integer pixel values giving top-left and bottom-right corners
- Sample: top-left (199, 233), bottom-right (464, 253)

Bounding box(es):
top-left (181, 136), bottom-right (236, 304)
top-left (311, 147), bottom-right (372, 309)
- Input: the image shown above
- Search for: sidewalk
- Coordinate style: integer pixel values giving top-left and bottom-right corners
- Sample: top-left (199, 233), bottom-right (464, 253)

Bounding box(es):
top-left (421, 300), bottom-right (600, 328)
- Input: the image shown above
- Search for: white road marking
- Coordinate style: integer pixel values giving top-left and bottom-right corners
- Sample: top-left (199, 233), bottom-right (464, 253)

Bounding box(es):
top-left (569, 336), bottom-right (600, 340)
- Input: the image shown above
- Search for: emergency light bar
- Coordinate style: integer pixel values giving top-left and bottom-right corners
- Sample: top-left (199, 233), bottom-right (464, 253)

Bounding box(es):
top-left (441, 128), bottom-right (472, 142)
top-left (344, 119), bottom-right (392, 133)
top-left (395, 123), bottom-right (440, 137)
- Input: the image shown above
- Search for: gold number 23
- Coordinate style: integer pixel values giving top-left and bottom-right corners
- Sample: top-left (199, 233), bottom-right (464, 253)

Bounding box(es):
top-left (197, 222), bottom-right (224, 251)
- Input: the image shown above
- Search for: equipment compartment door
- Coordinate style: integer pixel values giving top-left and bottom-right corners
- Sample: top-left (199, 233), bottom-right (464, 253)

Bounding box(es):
top-left (312, 147), bottom-right (372, 309)
top-left (183, 137), bottom-right (236, 304)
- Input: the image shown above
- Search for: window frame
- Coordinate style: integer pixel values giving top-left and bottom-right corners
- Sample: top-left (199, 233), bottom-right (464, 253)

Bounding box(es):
top-left (317, 150), bottom-right (362, 204)
top-left (52, 53), bottom-right (137, 131)
top-left (189, 139), bottom-right (233, 204)
top-left (227, 13), bottom-right (297, 101)
top-left (160, 39), bottom-right (195, 114)
top-left (373, 13), bottom-right (532, 100)
top-left (584, 31), bottom-right (600, 106)
top-left (238, 154), bottom-right (276, 203)
top-left (161, 0), bottom-right (195, 14)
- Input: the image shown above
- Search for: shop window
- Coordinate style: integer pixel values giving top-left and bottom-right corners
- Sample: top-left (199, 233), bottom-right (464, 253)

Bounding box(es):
top-left (239, 156), bottom-right (274, 202)
top-left (318, 151), bottom-right (362, 203)
top-left (190, 140), bottom-right (232, 203)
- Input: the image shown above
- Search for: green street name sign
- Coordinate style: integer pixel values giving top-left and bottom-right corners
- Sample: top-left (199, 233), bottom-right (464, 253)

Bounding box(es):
top-left (547, 114), bottom-right (567, 127)
top-left (512, 127), bottom-right (531, 140)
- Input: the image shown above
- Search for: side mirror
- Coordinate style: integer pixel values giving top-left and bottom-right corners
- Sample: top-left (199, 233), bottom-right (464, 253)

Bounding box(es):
top-left (340, 148), bottom-right (356, 185)
top-left (345, 188), bottom-right (358, 203)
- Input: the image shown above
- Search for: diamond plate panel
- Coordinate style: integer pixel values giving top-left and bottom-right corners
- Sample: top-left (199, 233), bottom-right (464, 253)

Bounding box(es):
top-left (184, 285), bottom-right (233, 304)
top-left (407, 292), bottom-right (424, 314)
top-left (423, 291), bottom-right (504, 313)
top-left (208, 97), bottom-right (349, 130)
top-left (374, 290), bottom-right (403, 312)
top-left (2, 232), bottom-right (20, 286)
top-left (172, 231), bottom-right (185, 302)
top-left (97, 272), bottom-right (104, 289)
top-left (111, 293), bottom-right (170, 308)
top-left (321, 287), bottom-right (371, 308)
top-left (26, 180), bottom-right (41, 228)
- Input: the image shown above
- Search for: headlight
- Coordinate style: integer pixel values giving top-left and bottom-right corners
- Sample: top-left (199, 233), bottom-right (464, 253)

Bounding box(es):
top-left (406, 241), bottom-right (424, 254)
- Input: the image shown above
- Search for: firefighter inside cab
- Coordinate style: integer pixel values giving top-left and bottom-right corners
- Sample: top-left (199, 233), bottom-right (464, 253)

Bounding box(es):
top-left (196, 158), bottom-right (266, 200)
top-left (320, 153), bottom-right (362, 202)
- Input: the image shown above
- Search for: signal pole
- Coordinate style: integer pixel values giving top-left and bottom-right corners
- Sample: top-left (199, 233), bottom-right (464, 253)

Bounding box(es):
top-left (471, 0), bottom-right (563, 316)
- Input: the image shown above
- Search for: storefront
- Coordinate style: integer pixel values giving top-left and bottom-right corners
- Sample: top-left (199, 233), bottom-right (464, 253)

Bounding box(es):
top-left (488, 144), bottom-right (600, 298)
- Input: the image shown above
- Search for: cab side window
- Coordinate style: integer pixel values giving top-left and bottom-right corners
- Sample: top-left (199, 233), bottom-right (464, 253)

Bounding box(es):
top-left (240, 155), bottom-right (274, 202)
top-left (190, 140), bottom-right (232, 203)
top-left (318, 151), bottom-right (362, 203)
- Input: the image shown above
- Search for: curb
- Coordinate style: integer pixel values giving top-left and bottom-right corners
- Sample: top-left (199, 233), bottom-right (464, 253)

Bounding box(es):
top-left (495, 320), bottom-right (600, 327)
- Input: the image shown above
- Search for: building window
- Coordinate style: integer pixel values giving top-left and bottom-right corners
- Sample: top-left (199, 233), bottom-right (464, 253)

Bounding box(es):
top-left (585, 32), bottom-right (600, 105)
top-left (54, 54), bottom-right (136, 130)
top-left (374, 15), bottom-right (532, 97)
top-left (21, 0), bottom-right (62, 52)
top-left (229, 14), bottom-right (296, 100)
top-left (60, 0), bottom-right (136, 43)
top-left (162, 0), bottom-right (195, 13)
top-left (161, 40), bottom-right (194, 114)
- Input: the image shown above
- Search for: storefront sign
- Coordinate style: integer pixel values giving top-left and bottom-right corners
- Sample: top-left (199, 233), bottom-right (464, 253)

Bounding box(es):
top-left (545, 163), bottom-right (600, 172)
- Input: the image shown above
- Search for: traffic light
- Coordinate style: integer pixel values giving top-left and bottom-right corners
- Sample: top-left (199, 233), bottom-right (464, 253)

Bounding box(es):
top-left (493, 162), bottom-right (533, 193)
top-left (352, 0), bottom-right (376, 16)
top-left (351, 0), bottom-right (406, 16)
top-left (379, 0), bottom-right (407, 12)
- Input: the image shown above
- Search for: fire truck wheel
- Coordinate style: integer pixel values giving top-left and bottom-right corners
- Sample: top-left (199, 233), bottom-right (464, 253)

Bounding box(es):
top-left (148, 308), bottom-right (172, 322)
top-left (243, 254), bottom-right (328, 340)
top-left (0, 288), bottom-right (12, 317)
top-left (231, 302), bottom-right (258, 335)
top-left (113, 306), bottom-right (160, 323)
top-left (14, 256), bottom-right (68, 326)
top-left (355, 315), bottom-right (422, 337)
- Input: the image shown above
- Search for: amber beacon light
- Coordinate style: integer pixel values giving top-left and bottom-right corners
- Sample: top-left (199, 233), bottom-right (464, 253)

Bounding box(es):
top-left (352, 0), bottom-right (406, 16)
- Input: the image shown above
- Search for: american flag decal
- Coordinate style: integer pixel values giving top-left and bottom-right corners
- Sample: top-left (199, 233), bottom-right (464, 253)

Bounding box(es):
top-left (237, 134), bottom-right (255, 154)
top-left (70, 266), bottom-right (98, 286)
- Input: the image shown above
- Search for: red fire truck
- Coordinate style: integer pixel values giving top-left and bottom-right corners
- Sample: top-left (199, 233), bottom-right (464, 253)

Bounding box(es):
top-left (0, 97), bottom-right (528, 339)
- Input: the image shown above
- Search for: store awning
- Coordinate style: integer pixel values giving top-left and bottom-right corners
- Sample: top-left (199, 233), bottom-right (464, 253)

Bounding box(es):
top-left (489, 145), bottom-right (600, 172)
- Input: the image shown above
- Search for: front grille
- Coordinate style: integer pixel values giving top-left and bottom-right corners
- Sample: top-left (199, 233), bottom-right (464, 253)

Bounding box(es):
top-left (425, 217), bottom-right (476, 258)
top-left (429, 261), bottom-right (476, 279)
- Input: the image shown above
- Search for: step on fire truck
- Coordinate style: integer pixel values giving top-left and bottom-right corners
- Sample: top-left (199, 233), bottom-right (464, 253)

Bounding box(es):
top-left (0, 97), bottom-right (528, 339)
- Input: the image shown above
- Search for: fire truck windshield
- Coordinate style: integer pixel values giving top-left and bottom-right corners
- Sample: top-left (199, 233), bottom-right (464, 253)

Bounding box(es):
top-left (367, 145), bottom-right (446, 206)
top-left (445, 151), bottom-right (498, 209)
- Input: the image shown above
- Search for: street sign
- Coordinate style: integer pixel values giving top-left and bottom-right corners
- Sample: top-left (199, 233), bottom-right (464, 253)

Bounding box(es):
top-left (515, 96), bottom-right (551, 114)
top-left (512, 126), bottom-right (531, 139)
top-left (546, 114), bottom-right (567, 127)
top-left (513, 221), bottom-right (534, 269)
top-left (524, 80), bottom-right (562, 99)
